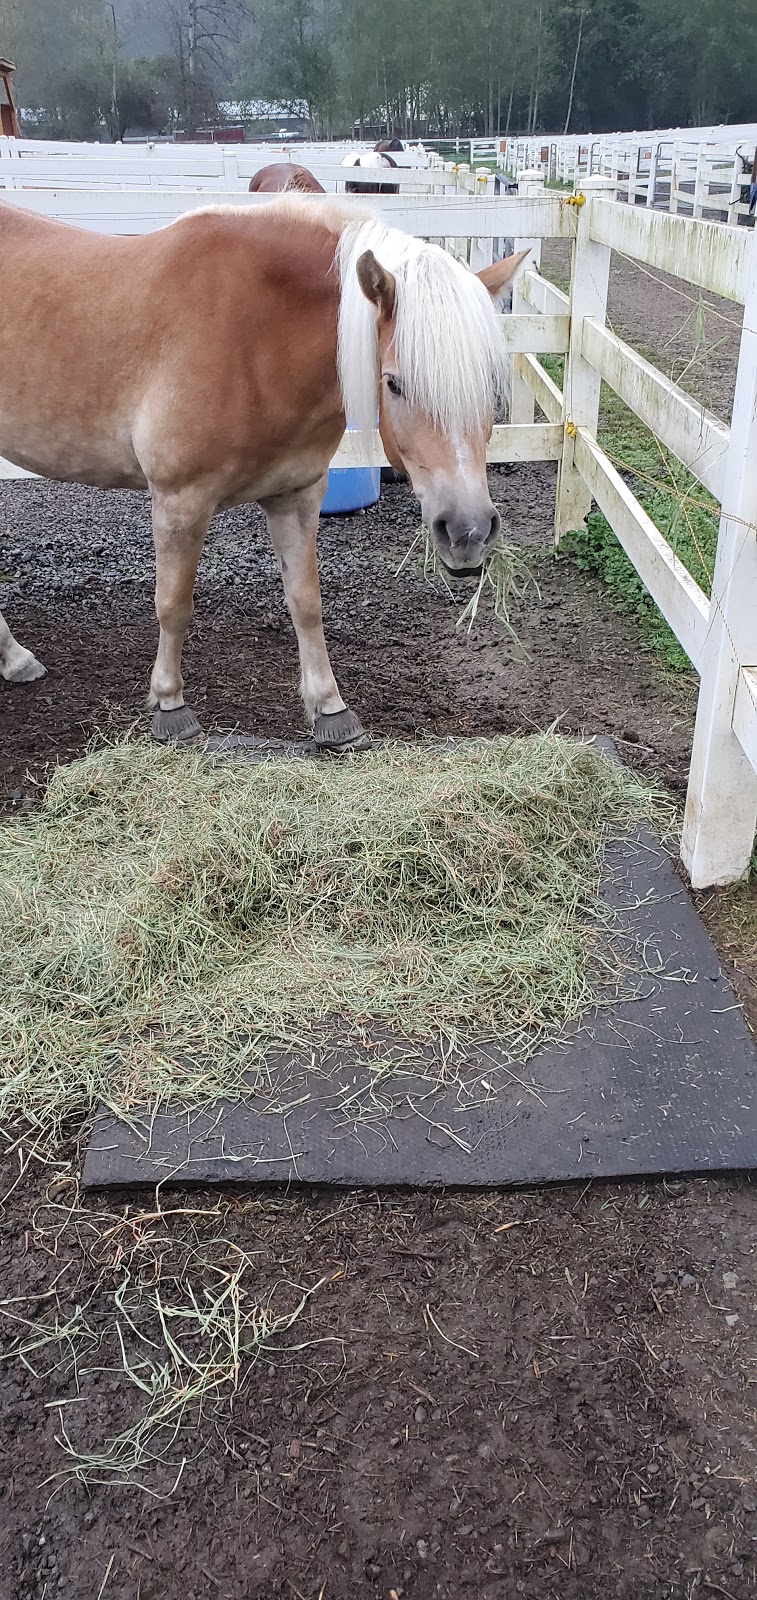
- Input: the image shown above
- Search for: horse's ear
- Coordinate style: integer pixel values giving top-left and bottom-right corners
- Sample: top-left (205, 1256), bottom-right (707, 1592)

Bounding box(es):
top-left (477, 248), bottom-right (531, 304)
top-left (356, 250), bottom-right (396, 320)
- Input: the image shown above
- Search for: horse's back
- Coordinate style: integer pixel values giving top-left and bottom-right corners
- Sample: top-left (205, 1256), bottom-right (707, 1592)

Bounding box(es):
top-left (0, 196), bottom-right (342, 490)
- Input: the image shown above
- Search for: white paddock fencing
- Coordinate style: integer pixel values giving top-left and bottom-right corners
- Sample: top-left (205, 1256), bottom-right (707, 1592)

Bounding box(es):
top-left (0, 135), bottom-right (502, 202)
top-left (0, 136), bottom-right (430, 170)
top-left (8, 130), bottom-right (753, 221)
top-left (1, 171), bottom-right (756, 888)
top-left (499, 126), bottom-right (757, 228)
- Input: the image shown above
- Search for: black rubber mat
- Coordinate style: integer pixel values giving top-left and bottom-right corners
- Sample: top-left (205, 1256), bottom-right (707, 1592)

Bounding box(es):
top-left (83, 808), bottom-right (757, 1191)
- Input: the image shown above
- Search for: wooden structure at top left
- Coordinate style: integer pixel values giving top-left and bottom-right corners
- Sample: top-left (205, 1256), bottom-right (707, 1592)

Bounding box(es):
top-left (0, 59), bottom-right (20, 138)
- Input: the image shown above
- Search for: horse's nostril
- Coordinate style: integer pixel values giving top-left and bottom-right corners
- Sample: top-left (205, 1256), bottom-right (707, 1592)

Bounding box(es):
top-left (431, 517), bottom-right (450, 546)
top-left (489, 513), bottom-right (501, 542)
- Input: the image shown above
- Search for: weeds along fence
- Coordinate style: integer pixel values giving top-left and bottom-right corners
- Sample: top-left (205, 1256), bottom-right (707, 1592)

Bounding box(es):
top-left (499, 129), bottom-right (757, 227)
top-left (0, 165), bottom-right (755, 889)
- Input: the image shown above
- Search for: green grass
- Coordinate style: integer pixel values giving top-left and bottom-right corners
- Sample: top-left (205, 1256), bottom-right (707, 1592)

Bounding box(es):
top-left (539, 353), bottom-right (720, 672)
top-left (0, 733), bottom-right (670, 1145)
top-left (539, 261), bottom-right (570, 296)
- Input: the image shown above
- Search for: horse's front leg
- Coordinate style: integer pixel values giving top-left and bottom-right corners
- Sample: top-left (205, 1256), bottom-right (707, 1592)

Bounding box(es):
top-left (262, 478), bottom-right (368, 751)
top-left (0, 611), bottom-right (46, 684)
top-left (148, 486), bottom-right (214, 743)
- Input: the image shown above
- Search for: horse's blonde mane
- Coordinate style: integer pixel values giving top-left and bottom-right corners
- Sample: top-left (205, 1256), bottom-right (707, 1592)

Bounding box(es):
top-left (181, 198), bottom-right (509, 435)
top-left (336, 218), bottom-right (510, 433)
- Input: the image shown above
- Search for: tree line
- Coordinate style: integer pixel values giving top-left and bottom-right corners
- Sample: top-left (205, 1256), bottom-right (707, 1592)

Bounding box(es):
top-left (2, 0), bottom-right (755, 142)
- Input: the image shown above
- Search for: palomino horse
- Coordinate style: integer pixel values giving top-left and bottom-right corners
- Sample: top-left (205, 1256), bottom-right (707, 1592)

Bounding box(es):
top-left (0, 195), bottom-right (528, 749)
top-left (249, 163), bottom-right (325, 195)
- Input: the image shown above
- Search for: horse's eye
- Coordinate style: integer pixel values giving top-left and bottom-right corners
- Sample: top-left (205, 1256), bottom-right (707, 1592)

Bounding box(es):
top-left (386, 374), bottom-right (403, 398)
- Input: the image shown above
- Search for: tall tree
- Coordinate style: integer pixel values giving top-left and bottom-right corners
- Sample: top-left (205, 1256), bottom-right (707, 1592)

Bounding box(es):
top-left (238, 0), bottom-right (335, 135)
top-left (156, 0), bottom-right (251, 127)
top-left (3, 0), bottom-right (756, 140)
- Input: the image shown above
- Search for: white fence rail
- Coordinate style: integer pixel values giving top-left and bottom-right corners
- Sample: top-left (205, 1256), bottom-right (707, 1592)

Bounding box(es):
top-left (0, 185), bottom-right (576, 248)
top-left (1, 165), bottom-right (756, 886)
top-left (0, 136), bottom-right (430, 168)
top-left (498, 126), bottom-right (757, 228)
top-left (0, 135), bottom-right (499, 203)
top-left (5, 130), bottom-right (755, 225)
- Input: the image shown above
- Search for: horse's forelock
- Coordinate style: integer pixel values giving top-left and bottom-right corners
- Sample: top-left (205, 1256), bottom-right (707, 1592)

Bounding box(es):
top-left (336, 222), bottom-right (509, 436)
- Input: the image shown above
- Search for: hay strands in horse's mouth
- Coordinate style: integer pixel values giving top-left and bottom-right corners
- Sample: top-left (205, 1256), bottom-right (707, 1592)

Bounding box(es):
top-left (396, 526), bottom-right (535, 658)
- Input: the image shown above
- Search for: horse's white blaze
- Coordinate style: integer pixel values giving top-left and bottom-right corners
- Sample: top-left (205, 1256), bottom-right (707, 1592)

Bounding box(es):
top-left (336, 219), bottom-right (510, 434)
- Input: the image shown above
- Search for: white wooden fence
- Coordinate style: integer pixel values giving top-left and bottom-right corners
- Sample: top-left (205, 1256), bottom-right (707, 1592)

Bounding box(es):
top-left (0, 135), bottom-right (495, 202)
top-left (1, 167), bottom-right (755, 887)
top-left (8, 131), bottom-right (752, 221)
top-left (499, 127), bottom-right (757, 228)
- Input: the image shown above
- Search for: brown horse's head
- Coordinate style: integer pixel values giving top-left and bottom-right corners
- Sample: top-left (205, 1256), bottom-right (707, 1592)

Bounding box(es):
top-left (249, 163), bottom-right (325, 194)
top-left (338, 228), bottom-right (529, 576)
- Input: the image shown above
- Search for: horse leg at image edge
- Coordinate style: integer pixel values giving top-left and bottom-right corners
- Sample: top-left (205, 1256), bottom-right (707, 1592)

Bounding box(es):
top-left (0, 611), bottom-right (46, 684)
top-left (148, 488), bottom-right (212, 743)
top-left (262, 478), bottom-right (370, 752)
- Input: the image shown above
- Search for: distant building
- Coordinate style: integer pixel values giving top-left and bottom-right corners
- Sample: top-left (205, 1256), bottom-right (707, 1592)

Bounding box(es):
top-left (219, 100), bottom-right (310, 139)
top-left (0, 57), bottom-right (20, 137)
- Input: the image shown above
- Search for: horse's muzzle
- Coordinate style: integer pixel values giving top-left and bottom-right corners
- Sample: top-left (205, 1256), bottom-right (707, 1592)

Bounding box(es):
top-left (430, 509), bottom-right (501, 577)
top-left (439, 559), bottom-right (485, 579)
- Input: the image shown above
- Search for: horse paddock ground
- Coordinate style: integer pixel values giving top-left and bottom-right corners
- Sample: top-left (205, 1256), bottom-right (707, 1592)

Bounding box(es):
top-left (1, 260), bottom-right (756, 1600)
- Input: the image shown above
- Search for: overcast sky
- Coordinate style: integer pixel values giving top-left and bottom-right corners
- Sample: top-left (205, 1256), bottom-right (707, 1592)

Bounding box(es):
top-left (111, 0), bottom-right (168, 58)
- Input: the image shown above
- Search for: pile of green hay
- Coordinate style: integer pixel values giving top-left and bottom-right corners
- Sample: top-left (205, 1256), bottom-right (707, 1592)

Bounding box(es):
top-left (0, 734), bottom-right (669, 1139)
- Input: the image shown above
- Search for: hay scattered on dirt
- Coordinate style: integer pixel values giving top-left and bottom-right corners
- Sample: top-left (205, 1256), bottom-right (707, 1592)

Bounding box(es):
top-left (0, 1192), bottom-right (339, 1494)
top-left (0, 734), bottom-right (669, 1139)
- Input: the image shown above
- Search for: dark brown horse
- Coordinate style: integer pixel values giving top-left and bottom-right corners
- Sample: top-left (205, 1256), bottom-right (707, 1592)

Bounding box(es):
top-left (375, 138), bottom-right (404, 153)
top-left (249, 163), bottom-right (325, 195)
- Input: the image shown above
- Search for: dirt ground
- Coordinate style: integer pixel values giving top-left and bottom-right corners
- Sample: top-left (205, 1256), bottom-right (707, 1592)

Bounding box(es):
top-left (542, 242), bottom-right (743, 419)
top-left (1, 251), bottom-right (755, 1600)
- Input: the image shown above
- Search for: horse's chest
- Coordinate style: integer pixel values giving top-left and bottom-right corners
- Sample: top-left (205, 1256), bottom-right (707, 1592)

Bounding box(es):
top-left (224, 448), bottom-right (331, 507)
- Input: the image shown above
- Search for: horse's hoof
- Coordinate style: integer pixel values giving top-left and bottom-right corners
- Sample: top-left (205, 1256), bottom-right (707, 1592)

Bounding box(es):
top-left (151, 704), bottom-right (204, 745)
top-left (5, 650), bottom-right (46, 684)
top-left (314, 708), bottom-right (371, 754)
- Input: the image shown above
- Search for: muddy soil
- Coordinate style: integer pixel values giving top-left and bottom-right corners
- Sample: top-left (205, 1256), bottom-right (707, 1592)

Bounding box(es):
top-left (0, 465), bottom-right (693, 803)
top-left (1, 1170), bottom-right (755, 1600)
top-left (0, 251), bottom-right (755, 1600)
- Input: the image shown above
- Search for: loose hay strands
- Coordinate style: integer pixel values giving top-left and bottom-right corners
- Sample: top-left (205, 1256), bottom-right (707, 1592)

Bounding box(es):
top-left (51, 1266), bottom-right (333, 1492)
top-left (397, 527), bottom-right (534, 647)
top-left (0, 733), bottom-right (671, 1142)
top-left (0, 1200), bottom-right (340, 1494)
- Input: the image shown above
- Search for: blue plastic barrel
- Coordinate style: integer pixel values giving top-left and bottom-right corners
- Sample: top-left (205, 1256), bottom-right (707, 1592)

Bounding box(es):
top-left (321, 423), bottom-right (381, 515)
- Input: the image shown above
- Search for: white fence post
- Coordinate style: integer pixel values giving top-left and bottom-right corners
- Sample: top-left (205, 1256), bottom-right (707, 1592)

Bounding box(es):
top-left (680, 225), bottom-right (757, 887)
top-left (728, 153), bottom-right (745, 227)
top-left (646, 142), bottom-right (659, 208)
top-left (470, 169), bottom-right (495, 270)
top-left (669, 141), bottom-right (681, 214)
top-left (222, 151), bottom-right (239, 188)
top-left (692, 144), bottom-right (707, 219)
top-left (554, 175), bottom-right (615, 541)
top-left (509, 169), bottom-right (545, 426)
